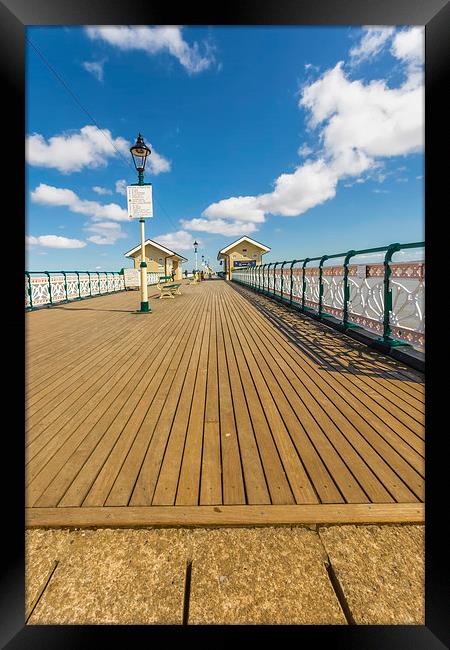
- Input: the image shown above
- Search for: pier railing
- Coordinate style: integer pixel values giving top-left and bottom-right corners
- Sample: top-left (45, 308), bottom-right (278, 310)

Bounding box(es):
top-left (232, 241), bottom-right (425, 351)
top-left (25, 271), bottom-right (127, 310)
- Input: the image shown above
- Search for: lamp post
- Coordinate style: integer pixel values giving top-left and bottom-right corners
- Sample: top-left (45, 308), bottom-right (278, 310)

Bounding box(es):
top-left (130, 133), bottom-right (151, 313)
top-left (193, 240), bottom-right (198, 276)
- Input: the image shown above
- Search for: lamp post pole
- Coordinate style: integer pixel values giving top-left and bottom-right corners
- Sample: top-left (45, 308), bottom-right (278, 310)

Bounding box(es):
top-left (130, 133), bottom-right (151, 313)
top-left (193, 240), bottom-right (198, 278)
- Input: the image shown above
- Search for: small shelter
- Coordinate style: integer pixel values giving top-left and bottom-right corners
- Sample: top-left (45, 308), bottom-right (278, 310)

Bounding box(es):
top-left (217, 236), bottom-right (270, 280)
top-left (124, 239), bottom-right (188, 280)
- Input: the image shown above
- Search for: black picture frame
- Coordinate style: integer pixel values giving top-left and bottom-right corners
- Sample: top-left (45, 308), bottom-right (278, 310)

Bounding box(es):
top-left (1, 0), bottom-right (448, 646)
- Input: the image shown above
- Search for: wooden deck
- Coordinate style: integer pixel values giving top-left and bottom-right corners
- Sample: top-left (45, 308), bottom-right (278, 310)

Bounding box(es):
top-left (26, 279), bottom-right (424, 527)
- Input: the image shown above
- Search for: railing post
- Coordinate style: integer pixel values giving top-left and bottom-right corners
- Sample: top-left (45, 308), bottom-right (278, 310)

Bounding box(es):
top-left (378, 243), bottom-right (411, 348)
top-left (266, 263), bottom-right (273, 295)
top-left (280, 261), bottom-right (287, 300)
top-left (75, 271), bottom-right (81, 299)
top-left (342, 250), bottom-right (356, 329)
top-left (44, 272), bottom-right (53, 306)
top-left (26, 272), bottom-right (33, 310)
top-left (258, 264), bottom-right (263, 291)
top-left (61, 271), bottom-right (69, 302)
top-left (289, 261), bottom-right (297, 306)
top-left (318, 255), bottom-right (329, 318)
top-left (87, 272), bottom-right (92, 297)
top-left (98, 272), bottom-right (102, 294)
top-left (273, 262), bottom-right (279, 298)
top-left (301, 259), bottom-right (310, 311)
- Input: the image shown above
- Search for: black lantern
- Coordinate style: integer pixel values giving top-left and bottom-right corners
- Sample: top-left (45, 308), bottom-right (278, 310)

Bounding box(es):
top-left (130, 133), bottom-right (151, 172)
top-left (193, 240), bottom-right (198, 251)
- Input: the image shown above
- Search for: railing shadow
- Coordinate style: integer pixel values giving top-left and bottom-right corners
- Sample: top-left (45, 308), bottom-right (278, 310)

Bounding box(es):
top-left (231, 283), bottom-right (423, 383)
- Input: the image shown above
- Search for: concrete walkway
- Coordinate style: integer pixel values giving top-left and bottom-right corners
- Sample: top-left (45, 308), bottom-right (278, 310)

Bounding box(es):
top-left (26, 524), bottom-right (424, 625)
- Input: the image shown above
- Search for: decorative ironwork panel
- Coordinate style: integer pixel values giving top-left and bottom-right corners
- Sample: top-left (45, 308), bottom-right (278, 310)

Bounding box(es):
top-left (274, 269), bottom-right (282, 294)
top-left (291, 268), bottom-right (303, 302)
top-left (322, 274), bottom-right (345, 316)
top-left (347, 277), bottom-right (385, 331)
top-left (91, 275), bottom-right (100, 294)
top-left (390, 275), bottom-right (425, 341)
top-left (66, 274), bottom-right (79, 299)
top-left (304, 273), bottom-right (320, 310)
top-left (50, 274), bottom-right (66, 302)
top-left (99, 274), bottom-right (108, 293)
top-left (79, 274), bottom-right (90, 297)
top-left (30, 276), bottom-right (50, 305)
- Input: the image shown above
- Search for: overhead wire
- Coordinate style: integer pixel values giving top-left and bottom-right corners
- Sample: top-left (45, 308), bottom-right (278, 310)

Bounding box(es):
top-left (27, 34), bottom-right (182, 234)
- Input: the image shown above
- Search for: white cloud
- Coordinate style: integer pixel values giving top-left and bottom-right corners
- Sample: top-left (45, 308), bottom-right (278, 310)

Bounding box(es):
top-left (92, 185), bottom-right (113, 195)
top-left (391, 27), bottom-right (424, 66)
top-left (85, 26), bottom-right (216, 74)
top-left (82, 59), bottom-right (107, 81)
top-left (26, 124), bottom-right (172, 176)
top-left (156, 230), bottom-right (197, 251)
top-left (31, 183), bottom-right (128, 221)
top-left (180, 217), bottom-right (258, 236)
top-left (297, 144), bottom-right (313, 157)
top-left (148, 147), bottom-right (171, 175)
top-left (349, 26), bottom-right (394, 64)
top-left (26, 234), bottom-right (86, 249)
top-left (115, 179), bottom-right (127, 195)
top-left (84, 221), bottom-right (128, 245)
top-left (182, 27), bottom-right (423, 237)
top-left (26, 125), bottom-right (129, 173)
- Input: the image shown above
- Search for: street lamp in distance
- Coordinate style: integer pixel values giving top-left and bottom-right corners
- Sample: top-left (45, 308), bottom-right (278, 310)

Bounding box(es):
top-left (193, 240), bottom-right (199, 276)
top-left (130, 133), bottom-right (151, 313)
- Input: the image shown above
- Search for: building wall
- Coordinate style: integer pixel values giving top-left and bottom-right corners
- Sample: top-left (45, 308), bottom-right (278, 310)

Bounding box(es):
top-left (129, 244), bottom-right (183, 279)
top-left (131, 244), bottom-right (169, 274)
top-left (224, 242), bottom-right (266, 278)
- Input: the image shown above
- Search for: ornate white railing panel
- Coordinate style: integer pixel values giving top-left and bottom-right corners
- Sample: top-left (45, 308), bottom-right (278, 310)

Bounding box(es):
top-left (232, 259), bottom-right (424, 350)
top-left (26, 271), bottom-right (125, 310)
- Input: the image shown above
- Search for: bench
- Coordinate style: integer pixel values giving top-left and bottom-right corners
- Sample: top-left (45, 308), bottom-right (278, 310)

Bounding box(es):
top-left (157, 279), bottom-right (182, 298)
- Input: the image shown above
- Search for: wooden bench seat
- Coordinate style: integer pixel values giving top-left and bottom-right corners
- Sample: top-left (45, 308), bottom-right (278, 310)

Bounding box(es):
top-left (157, 281), bottom-right (182, 299)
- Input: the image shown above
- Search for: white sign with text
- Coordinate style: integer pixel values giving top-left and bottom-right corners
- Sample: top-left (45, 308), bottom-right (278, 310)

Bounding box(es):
top-left (127, 184), bottom-right (153, 219)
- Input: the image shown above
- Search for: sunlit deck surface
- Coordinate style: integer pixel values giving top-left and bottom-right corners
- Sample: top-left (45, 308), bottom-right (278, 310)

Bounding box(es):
top-left (26, 279), bottom-right (424, 527)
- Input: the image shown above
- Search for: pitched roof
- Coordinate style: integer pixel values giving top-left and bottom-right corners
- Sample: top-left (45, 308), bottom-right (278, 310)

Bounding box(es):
top-left (124, 239), bottom-right (188, 262)
top-left (217, 236), bottom-right (271, 260)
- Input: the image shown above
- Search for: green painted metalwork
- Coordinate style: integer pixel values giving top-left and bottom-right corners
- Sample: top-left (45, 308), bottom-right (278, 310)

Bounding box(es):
top-left (75, 271), bottom-right (81, 299)
top-left (98, 272), bottom-right (103, 294)
top-left (301, 259), bottom-right (310, 311)
top-left (280, 261), bottom-right (287, 299)
top-left (266, 263), bottom-right (273, 294)
top-left (289, 260), bottom-right (299, 306)
top-left (61, 271), bottom-right (69, 302)
top-left (44, 272), bottom-right (53, 306)
top-left (318, 255), bottom-right (329, 318)
top-left (26, 272), bottom-right (33, 310)
top-left (342, 250), bottom-right (357, 329)
top-left (87, 271), bottom-right (92, 297)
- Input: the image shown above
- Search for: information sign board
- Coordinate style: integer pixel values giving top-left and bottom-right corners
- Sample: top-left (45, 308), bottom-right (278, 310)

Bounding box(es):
top-left (127, 184), bottom-right (153, 219)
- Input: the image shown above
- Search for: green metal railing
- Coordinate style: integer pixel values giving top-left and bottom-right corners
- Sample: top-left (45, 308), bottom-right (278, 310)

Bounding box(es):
top-left (25, 271), bottom-right (125, 311)
top-left (232, 241), bottom-right (425, 349)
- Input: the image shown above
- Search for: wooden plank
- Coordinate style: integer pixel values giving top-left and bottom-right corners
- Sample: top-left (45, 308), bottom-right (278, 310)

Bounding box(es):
top-left (221, 292), bottom-right (332, 504)
top-left (105, 293), bottom-right (208, 506)
top-left (26, 503), bottom-right (425, 528)
top-left (225, 293), bottom-right (370, 504)
top-left (218, 294), bottom-right (298, 505)
top-left (57, 295), bottom-right (203, 507)
top-left (199, 291), bottom-right (223, 505)
top-left (128, 299), bottom-right (210, 506)
top-left (230, 287), bottom-right (424, 502)
top-left (84, 295), bottom-right (204, 507)
top-left (215, 291), bottom-right (271, 505)
top-left (152, 294), bottom-right (213, 505)
top-left (211, 290), bottom-right (246, 505)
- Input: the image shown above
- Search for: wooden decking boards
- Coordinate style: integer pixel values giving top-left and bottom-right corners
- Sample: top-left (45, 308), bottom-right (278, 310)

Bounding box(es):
top-left (25, 280), bottom-right (425, 527)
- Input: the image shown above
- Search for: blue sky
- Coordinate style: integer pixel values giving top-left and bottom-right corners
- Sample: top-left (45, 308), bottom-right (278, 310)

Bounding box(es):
top-left (26, 25), bottom-right (424, 271)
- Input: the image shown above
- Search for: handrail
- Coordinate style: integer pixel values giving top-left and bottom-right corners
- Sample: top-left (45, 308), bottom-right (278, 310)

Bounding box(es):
top-left (231, 241), bottom-right (425, 349)
top-left (25, 271), bottom-right (125, 310)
